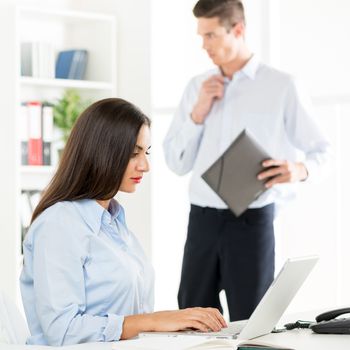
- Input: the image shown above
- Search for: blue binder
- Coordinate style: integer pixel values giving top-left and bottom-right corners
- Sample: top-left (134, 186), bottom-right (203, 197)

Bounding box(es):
top-left (55, 50), bottom-right (75, 79)
top-left (55, 50), bottom-right (88, 80)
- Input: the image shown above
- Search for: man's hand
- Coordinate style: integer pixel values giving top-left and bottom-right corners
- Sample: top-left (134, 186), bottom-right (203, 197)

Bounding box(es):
top-left (257, 159), bottom-right (308, 188)
top-left (191, 75), bottom-right (225, 124)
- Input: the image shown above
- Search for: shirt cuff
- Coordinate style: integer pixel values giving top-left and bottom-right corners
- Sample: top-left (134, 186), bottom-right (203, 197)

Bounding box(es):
top-left (103, 314), bottom-right (125, 341)
top-left (302, 159), bottom-right (318, 183)
top-left (183, 116), bottom-right (205, 137)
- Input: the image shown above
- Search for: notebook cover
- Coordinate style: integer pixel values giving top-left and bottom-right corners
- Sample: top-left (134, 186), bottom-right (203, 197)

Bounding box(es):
top-left (201, 129), bottom-right (272, 216)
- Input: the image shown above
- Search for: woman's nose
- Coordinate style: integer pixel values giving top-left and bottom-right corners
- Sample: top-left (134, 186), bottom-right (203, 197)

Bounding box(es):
top-left (137, 155), bottom-right (150, 172)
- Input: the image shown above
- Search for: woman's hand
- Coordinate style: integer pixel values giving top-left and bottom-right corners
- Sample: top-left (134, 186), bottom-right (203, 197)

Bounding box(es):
top-left (149, 307), bottom-right (227, 332)
top-left (121, 307), bottom-right (227, 340)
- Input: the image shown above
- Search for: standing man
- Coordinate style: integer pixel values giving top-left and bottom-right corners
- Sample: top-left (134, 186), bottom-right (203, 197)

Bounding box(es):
top-left (163, 0), bottom-right (331, 321)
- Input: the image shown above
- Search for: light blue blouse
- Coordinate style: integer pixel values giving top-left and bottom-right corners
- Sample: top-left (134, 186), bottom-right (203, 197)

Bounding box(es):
top-left (20, 199), bottom-right (154, 346)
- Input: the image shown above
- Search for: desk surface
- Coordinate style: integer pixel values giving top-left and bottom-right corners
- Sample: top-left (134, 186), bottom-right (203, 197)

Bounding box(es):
top-left (1, 331), bottom-right (349, 350)
top-left (257, 310), bottom-right (350, 350)
top-left (258, 328), bottom-right (350, 350)
top-left (1, 312), bottom-right (349, 350)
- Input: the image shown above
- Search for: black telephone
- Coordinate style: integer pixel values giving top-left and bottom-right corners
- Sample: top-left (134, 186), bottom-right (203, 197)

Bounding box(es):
top-left (310, 307), bottom-right (350, 334)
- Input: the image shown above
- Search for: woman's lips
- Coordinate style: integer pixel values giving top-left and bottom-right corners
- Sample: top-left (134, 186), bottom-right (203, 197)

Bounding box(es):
top-left (131, 177), bottom-right (142, 183)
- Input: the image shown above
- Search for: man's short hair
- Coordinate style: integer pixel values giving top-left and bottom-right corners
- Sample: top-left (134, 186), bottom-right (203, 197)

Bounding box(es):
top-left (193, 0), bottom-right (245, 31)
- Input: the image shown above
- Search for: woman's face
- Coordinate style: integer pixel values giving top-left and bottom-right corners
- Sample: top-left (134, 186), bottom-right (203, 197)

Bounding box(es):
top-left (119, 124), bottom-right (151, 193)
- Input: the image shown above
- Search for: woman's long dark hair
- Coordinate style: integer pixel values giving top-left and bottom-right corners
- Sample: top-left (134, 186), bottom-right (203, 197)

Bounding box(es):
top-left (31, 98), bottom-right (151, 223)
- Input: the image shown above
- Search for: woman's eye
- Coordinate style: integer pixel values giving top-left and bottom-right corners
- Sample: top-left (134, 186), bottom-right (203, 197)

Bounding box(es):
top-left (131, 153), bottom-right (139, 158)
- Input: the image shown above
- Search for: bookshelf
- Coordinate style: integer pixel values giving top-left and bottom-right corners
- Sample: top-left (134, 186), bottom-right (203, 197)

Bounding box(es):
top-left (20, 166), bottom-right (56, 191)
top-left (7, 6), bottom-right (117, 303)
top-left (20, 76), bottom-right (114, 90)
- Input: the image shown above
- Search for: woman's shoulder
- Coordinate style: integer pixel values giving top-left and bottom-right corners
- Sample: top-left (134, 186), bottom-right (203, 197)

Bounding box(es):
top-left (27, 201), bottom-right (89, 243)
top-left (24, 201), bottom-right (93, 257)
top-left (33, 201), bottom-right (78, 225)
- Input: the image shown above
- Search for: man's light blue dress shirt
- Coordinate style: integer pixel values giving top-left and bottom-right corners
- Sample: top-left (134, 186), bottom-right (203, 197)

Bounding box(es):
top-left (163, 55), bottom-right (331, 209)
top-left (20, 199), bottom-right (154, 346)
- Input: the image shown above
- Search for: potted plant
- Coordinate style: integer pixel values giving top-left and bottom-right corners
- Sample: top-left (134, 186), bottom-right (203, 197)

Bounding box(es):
top-left (53, 89), bottom-right (89, 143)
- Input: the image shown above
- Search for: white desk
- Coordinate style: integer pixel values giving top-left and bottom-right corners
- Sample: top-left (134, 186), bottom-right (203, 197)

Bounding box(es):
top-left (256, 310), bottom-right (350, 350)
top-left (1, 312), bottom-right (349, 350)
top-left (1, 331), bottom-right (349, 350)
top-left (0, 345), bottom-right (112, 350)
top-left (258, 328), bottom-right (350, 350)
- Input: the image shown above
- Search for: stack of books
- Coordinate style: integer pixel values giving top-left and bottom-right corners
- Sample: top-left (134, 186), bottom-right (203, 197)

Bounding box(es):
top-left (20, 44), bottom-right (89, 80)
top-left (20, 101), bottom-right (54, 166)
top-left (21, 41), bottom-right (56, 78)
top-left (55, 49), bottom-right (88, 80)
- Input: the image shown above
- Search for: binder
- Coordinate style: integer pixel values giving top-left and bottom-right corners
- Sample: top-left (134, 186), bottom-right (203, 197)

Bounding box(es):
top-left (19, 103), bottom-right (29, 165)
top-left (55, 50), bottom-right (75, 79)
top-left (27, 101), bottom-right (43, 166)
top-left (56, 49), bottom-right (88, 80)
top-left (20, 42), bottom-right (33, 77)
top-left (42, 104), bottom-right (54, 165)
top-left (74, 50), bottom-right (88, 80)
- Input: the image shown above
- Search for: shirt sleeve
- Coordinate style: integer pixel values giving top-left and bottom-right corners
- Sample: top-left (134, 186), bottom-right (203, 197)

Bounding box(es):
top-left (163, 77), bottom-right (205, 175)
top-left (32, 208), bottom-right (124, 346)
top-left (283, 77), bottom-right (332, 183)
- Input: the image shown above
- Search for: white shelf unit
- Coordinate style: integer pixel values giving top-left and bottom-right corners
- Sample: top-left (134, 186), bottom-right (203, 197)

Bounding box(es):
top-left (10, 6), bottom-right (117, 302)
top-left (20, 166), bottom-right (56, 191)
top-left (20, 76), bottom-right (115, 90)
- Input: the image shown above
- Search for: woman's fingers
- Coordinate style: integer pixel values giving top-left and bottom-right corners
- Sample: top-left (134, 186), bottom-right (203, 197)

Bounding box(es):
top-left (196, 311), bottom-right (221, 331)
top-left (208, 307), bottom-right (228, 328)
top-left (189, 307), bottom-right (226, 332)
top-left (186, 320), bottom-right (210, 332)
top-left (150, 308), bottom-right (227, 333)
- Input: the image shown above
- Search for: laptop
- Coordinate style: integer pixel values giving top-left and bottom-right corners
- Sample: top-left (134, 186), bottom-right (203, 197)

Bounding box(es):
top-left (140, 256), bottom-right (318, 340)
top-left (201, 129), bottom-right (272, 217)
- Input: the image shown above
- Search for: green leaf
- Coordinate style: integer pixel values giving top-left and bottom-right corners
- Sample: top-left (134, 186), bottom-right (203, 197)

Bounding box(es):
top-left (52, 89), bottom-right (90, 143)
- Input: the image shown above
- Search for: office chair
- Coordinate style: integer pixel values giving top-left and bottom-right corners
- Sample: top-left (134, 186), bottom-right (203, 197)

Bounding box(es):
top-left (0, 291), bottom-right (29, 344)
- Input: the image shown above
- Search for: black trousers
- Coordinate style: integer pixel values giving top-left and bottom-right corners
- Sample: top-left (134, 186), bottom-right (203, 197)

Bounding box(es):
top-left (178, 204), bottom-right (275, 321)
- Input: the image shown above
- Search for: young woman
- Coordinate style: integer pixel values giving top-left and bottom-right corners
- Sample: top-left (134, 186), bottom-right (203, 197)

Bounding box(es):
top-left (20, 98), bottom-right (226, 346)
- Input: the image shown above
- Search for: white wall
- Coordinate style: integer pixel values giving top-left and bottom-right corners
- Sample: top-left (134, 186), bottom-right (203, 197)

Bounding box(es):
top-left (274, 0), bottom-right (350, 312)
top-left (279, 0), bottom-right (350, 96)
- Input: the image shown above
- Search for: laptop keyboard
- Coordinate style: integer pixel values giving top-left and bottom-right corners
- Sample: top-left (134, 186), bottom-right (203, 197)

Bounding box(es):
top-left (213, 321), bottom-right (246, 335)
top-left (190, 320), bottom-right (247, 337)
top-left (220, 321), bottom-right (246, 334)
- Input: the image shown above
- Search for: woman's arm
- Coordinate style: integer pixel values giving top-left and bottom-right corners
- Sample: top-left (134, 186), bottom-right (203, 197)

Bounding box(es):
top-left (121, 307), bottom-right (227, 339)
